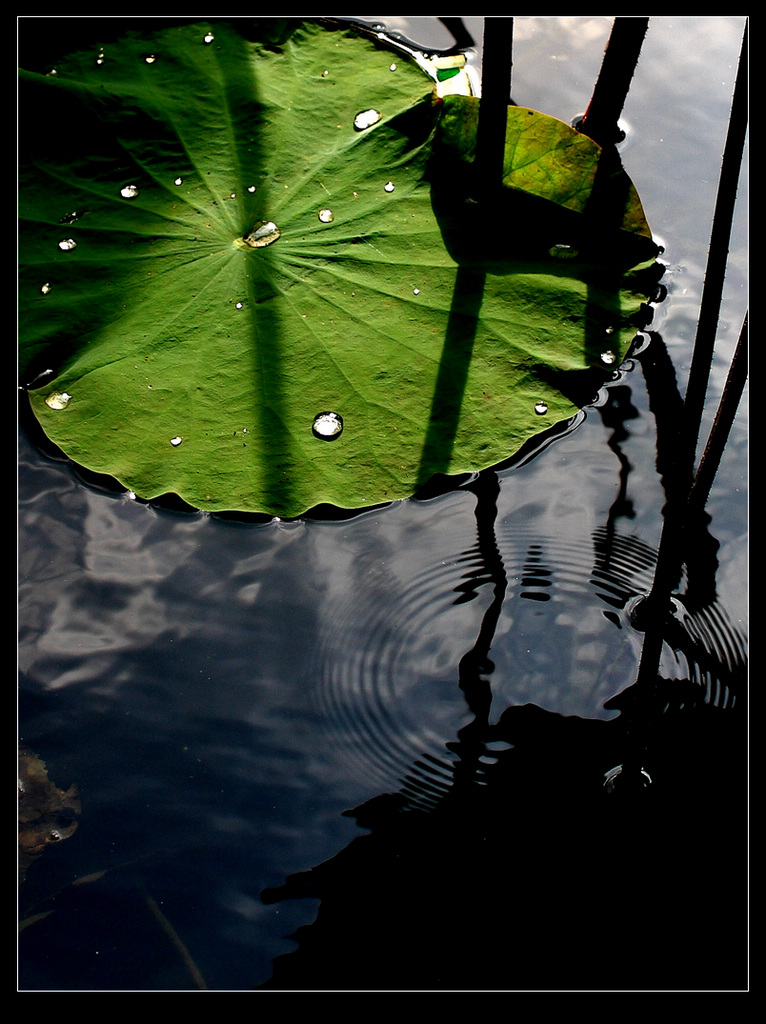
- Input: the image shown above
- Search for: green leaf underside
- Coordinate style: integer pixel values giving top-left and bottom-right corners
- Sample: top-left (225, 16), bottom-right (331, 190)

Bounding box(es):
top-left (19, 19), bottom-right (659, 516)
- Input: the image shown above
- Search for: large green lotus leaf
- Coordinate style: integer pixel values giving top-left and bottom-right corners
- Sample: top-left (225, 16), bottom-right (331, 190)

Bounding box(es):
top-left (19, 19), bottom-right (659, 516)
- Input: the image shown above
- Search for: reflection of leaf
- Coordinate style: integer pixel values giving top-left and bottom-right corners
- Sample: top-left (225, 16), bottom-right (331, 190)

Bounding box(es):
top-left (19, 19), bottom-right (659, 516)
top-left (18, 910), bottom-right (55, 933)
top-left (18, 748), bottom-right (80, 883)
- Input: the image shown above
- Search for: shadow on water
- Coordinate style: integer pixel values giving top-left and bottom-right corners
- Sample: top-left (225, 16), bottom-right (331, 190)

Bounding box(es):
top-left (259, 327), bottom-right (747, 992)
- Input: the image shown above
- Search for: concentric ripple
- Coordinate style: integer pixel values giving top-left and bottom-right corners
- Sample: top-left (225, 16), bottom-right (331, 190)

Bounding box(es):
top-left (312, 516), bottom-right (746, 804)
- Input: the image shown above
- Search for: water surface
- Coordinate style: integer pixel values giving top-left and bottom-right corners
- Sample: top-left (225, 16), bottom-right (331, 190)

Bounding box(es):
top-left (18, 16), bottom-right (747, 991)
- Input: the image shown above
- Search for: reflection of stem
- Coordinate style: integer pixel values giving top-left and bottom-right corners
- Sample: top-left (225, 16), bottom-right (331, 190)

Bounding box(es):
top-left (144, 891), bottom-right (208, 990)
top-left (637, 22), bottom-right (747, 657)
top-left (679, 24), bottom-right (748, 486)
top-left (450, 470), bottom-right (507, 780)
top-left (437, 18), bottom-right (476, 52)
top-left (688, 313), bottom-right (748, 516)
top-left (619, 24), bottom-right (748, 777)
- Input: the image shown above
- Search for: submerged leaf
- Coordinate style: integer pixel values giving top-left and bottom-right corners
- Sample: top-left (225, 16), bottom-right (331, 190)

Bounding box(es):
top-left (19, 19), bottom-right (660, 516)
top-left (18, 748), bottom-right (80, 883)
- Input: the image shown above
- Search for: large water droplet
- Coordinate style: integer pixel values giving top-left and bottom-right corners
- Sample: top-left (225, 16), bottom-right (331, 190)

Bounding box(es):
top-left (58, 238), bottom-right (77, 251)
top-left (174, 176), bottom-right (183, 186)
top-left (384, 181), bottom-right (395, 193)
top-left (203, 32), bottom-right (214, 44)
top-left (318, 208), bottom-right (334, 223)
top-left (534, 401), bottom-right (548, 415)
top-left (354, 109), bottom-right (381, 131)
top-left (45, 391), bottom-right (72, 410)
top-left (170, 435), bottom-right (182, 447)
top-left (243, 220), bottom-right (281, 248)
top-left (312, 411), bottom-right (343, 440)
top-left (145, 54), bottom-right (156, 64)
top-left (120, 184), bottom-right (140, 199)
top-left (41, 282), bottom-right (51, 295)
top-left (600, 350), bottom-right (616, 365)
top-left (603, 764), bottom-right (652, 795)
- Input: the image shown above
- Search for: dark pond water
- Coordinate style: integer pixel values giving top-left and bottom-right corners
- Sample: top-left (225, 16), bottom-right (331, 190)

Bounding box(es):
top-left (18, 17), bottom-right (748, 991)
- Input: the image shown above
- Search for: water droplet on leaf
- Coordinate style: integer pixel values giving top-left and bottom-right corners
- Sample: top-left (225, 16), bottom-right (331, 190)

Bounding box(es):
top-left (318, 208), bottom-right (334, 223)
top-left (601, 350), bottom-right (616, 365)
top-left (354, 109), bottom-right (381, 131)
top-left (170, 435), bottom-right (182, 446)
top-left (203, 32), bottom-right (214, 44)
top-left (243, 221), bottom-right (281, 248)
top-left (312, 411), bottom-right (343, 440)
top-left (384, 181), bottom-right (395, 193)
top-left (145, 54), bottom-right (156, 64)
top-left (41, 282), bottom-right (51, 294)
top-left (534, 401), bottom-right (548, 415)
top-left (58, 238), bottom-right (77, 251)
top-left (120, 184), bottom-right (140, 199)
top-left (174, 177), bottom-right (183, 186)
top-left (45, 391), bottom-right (72, 410)
top-left (549, 243), bottom-right (578, 259)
